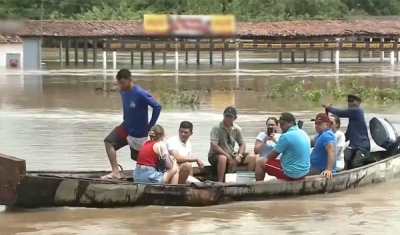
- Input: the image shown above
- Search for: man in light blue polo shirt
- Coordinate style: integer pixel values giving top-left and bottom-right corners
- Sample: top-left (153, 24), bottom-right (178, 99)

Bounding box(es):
top-left (308, 113), bottom-right (337, 179)
top-left (255, 112), bottom-right (310, 181)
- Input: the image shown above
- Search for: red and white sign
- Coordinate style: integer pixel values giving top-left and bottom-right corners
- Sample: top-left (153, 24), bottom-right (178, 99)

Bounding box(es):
top-left (143, 15), bottom-right (235, 36)
top-left (168, 15), bottom-right (210, 36)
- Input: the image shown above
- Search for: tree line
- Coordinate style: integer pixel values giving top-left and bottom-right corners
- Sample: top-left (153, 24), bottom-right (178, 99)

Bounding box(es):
top-left (0, 0), bottom-right (399, 22)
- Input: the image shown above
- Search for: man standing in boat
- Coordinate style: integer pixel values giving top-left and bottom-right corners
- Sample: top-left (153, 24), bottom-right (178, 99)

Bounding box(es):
top-left (102, 69), bottom-right (162, 180)
top-left (208, 106), bottom-right (257, 182)
top-left (323, 94), bottom-right (370, 170)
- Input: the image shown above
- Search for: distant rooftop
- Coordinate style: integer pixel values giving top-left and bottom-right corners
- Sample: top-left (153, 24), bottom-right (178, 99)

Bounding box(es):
top-left (0, 35), bottom-right (21, 44)
top-left (2, 19), bottom-right (400, 38)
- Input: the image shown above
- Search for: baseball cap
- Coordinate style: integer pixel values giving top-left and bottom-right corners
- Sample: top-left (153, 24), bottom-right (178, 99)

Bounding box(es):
top-left (279, 112), bottom-right (296, 124)
top-left (347, 94), bottom-right (362, 103)
top-left (311, 113), bottom-right (331, 123)
top-left (223, 106), bottom-right (237, 118)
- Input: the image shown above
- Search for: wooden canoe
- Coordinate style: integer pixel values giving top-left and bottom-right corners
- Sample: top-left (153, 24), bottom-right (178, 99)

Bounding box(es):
top-left (1, 150), bottom-right (400, 209)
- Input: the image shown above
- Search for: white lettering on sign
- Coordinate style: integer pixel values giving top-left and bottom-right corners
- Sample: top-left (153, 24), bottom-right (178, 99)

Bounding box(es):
top-left (168, 15), bottom-right (210, 36)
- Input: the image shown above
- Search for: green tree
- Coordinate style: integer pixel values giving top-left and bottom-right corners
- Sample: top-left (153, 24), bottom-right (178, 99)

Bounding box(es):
top-left (1, 0), bottom-right (400, 21)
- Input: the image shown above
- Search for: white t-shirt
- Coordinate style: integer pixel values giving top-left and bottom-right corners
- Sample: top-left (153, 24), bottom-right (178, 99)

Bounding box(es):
top-left (165, 135), bottom-right (192, 158)
top-left (335, 130), bottom-right (346, 170)
top-left (255, 132), bottom-right (281, 158)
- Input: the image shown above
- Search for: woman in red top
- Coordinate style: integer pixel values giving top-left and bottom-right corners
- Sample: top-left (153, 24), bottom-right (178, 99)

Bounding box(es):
top-left (134, 125), bottom-right (179, 184)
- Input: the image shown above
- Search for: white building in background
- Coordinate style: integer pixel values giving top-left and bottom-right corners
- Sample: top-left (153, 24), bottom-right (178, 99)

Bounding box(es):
top-left (0, 35), bottom-right (23, 69)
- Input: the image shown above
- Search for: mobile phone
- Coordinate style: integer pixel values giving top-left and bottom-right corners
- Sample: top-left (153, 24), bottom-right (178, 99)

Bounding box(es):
top-left (297, 120), bottom-right (304, 129)
top-left (266, 127), bottom-right (274, 136)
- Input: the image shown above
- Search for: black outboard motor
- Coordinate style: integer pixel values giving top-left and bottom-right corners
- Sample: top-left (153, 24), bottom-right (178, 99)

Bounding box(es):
top-left (369, 117), bottom-right (400, 156)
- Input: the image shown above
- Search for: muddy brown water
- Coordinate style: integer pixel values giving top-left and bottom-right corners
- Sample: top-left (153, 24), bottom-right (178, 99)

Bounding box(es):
top-left (1, 62), bottom-right (400, 234)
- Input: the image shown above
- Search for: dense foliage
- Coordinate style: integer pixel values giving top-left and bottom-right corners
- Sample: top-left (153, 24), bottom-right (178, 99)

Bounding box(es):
top-left (1, 0), bottom-right (400, 21)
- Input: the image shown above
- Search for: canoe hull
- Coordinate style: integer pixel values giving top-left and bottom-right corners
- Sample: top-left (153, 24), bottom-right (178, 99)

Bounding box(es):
top-left (0, 153), bottom-right (26, 206)
top-left (13, 176), bottom-right (224, 208)
top-left (2, 150), bottom-right (400, 208)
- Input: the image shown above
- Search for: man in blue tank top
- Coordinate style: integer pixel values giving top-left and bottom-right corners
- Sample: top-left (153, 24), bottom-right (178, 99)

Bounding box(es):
top-left (308, 113), bottom-right (337, 179)
top-left (102, 69), bottom-right (162, 180)
top-left (323, 94), bottom-right (370, 170)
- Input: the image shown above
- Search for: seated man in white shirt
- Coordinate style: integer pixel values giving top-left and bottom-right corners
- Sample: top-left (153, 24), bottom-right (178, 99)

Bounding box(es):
top-left (166, 121), bottom-right (204, 184)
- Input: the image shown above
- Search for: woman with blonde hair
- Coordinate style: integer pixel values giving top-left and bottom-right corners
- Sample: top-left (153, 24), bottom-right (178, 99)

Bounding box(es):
top-left (134, 125), bottom-right (179, 184)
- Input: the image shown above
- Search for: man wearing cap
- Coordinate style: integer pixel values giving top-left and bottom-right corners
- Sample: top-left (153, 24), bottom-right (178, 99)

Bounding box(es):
top-left (208, 106), bottom-right (257, 182)
top-left (308, 113), bottom-right (337, 179)
top-left (323, 94), bottom-right (370, 169)
top-left (255, 112), bottom-right (310, 181)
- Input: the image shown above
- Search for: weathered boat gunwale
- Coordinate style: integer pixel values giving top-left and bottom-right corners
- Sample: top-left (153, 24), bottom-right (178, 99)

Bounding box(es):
top-left (2, 149), bottom-right (400, 209)
top-left (26, 150), bottom-right (390, 188)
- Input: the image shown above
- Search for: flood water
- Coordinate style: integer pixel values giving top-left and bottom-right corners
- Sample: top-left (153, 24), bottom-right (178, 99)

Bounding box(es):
top-left (1, 61), bottom-right (400, 234)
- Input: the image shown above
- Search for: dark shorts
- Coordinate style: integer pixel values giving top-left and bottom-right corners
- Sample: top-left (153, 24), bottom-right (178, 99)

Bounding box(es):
top-left (307, 166), bottom-right (323, 176)
top-left (344, 147), bottom-right (371, 170)
top-left (104, 125), bottom-right (139, 161)
top-left (208, 152), bottom-right (250, 166)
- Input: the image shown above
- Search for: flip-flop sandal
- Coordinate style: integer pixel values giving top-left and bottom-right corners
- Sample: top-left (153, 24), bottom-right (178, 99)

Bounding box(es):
top-left (100, 164), bottom-right (126, 180)
top-left (100, 173), bottom-right (121, 180)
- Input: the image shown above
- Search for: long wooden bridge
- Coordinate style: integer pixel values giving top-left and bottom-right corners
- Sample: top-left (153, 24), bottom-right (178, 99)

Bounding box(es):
top-left (3, 19), bottom-right (400, 69)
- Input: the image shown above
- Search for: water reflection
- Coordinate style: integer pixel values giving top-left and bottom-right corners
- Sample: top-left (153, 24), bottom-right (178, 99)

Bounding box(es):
top-left (1, 68), bottom-right (400, 112)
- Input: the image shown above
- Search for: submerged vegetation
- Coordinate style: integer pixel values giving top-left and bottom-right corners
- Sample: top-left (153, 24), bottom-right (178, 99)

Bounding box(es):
top-left (159, 89), bottom-right (200, 105)
top-left (94, 83), bottom-right (201, 106)
top-left (95, 77), bottom-right (400, 106)
top-left (266, 77), bottom-right (400, 103)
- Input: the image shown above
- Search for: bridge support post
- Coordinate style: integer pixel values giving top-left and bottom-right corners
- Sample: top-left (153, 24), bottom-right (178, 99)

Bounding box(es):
top-left (112, 51), bottom-right (117, 70)
top-left (102, 50), bottom-right (107, 69)
top-left (317, 50), bottom-right (322, 63)
top-left (59, 41), bottom-right (63, 66)
top-left (380, 38), bottom-right (385, 62)
top-left (390, 51), bottom-right (395, 65)
top-left (235, 50), bottom-right (240, 71)
top-left (291, 51), bottom-right (295, 63)
top-left (175, 39), bottom-right (179, 71)
top-left (398, 38), bottom-right (400, 62)
top-left (369, 38), bottom-right (373, 58)
top-left (335, 50), bottom-right (340, 71)
top-left (92, 38), bottom-right (97, 66)
top-left (65, 39), bottom-right (70, 66)
top-left (235, 39), bottom-right (240, 73)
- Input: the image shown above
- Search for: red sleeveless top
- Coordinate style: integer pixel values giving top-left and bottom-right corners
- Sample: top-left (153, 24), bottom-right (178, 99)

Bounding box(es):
top-left (137, 140), bottom-right (158, 167)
